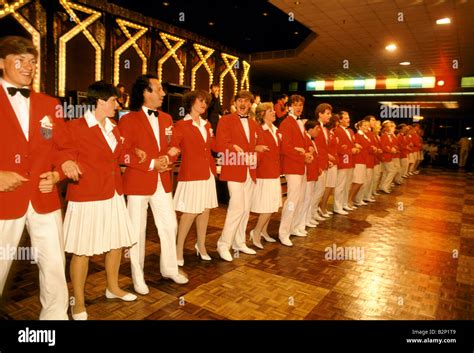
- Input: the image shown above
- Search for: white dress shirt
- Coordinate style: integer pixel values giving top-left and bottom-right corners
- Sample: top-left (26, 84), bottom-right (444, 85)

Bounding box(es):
top-left (143, 106), bottom-right (160, 150)
top-left (262, 123), bottom-right (278, 145)
top-left (342, 126), bottom-right (352, 141)
top-left (84, 109), bottom-right (117, 152)
top-left (238, 115), bottom-right (250, 142)
top-left (184, 114), bottom-right (207, 142)
top-left (290, 113), bottom-right (304, 135)
top-left (1, 78), bottom-right (30, 140)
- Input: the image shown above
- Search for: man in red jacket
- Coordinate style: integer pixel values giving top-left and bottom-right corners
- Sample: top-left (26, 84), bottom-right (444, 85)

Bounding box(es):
top-left (215, 90), bottom-right (267, 261)
top-left (0, 36), bottom-right (68, 319)
top-left (119, 75), bottom-right (188, 294)
top-left (278, 95), bottom-right (313, 246)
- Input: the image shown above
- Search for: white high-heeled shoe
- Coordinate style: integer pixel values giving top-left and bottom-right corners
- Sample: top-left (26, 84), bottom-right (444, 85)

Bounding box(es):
top-left (71, 306), bottom-right (87, 320)
top-left (261, 232), bottom-right (276, 243)
top-left (105, 288), bottom-right (137, 302)
top-left (249, 230), bottom-right (264, 249)
top-left (195, 244), bottom-right (211, 261)
top-left (177, 259), bottom-right (184, 267)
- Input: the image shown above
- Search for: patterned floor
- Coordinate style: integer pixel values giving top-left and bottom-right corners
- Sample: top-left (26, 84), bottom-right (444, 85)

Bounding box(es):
top-left (1, 167), bottom-right (473, 320)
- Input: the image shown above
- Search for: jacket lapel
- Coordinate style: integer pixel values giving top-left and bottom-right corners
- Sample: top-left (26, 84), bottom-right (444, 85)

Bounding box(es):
top-left (139, 110), bottom-right (158, 145)
top-left (232, 114), bottom-right (249, 145)
top-left (0, 83), bottom-right (28, 142)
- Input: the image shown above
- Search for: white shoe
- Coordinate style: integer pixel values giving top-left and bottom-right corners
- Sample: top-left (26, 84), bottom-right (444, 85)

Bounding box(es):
top-left (364, 198), bottom-right (376, 203)
top-left (413, 170), bottom-right (420, 175)
top-left (279, 237), bottom-right (293, 247)
top-left (177, 259), bottom-right (184, 267)
top-left (313, 213), bottom-right (326, 221)
top-left (318, 207), bottom-right (331, 218)
top-left (306, 220), bottom-right (318, 228)
top-left (133, 280), bottom-right (150, 295)
top-left (71, 307), bottom-right (87, 320)
top-left (195, 244), bottom-right (211, 261)
top-left (353, 201), bottom-right (367, 206)
top-left (249, 230), bottom-right (264, 249)
top-left (232, 245), bottom-right (257, 255)
top-left (333, 209), bottom-right (349, 215)
top-left (343, 206), bottom-right (353, 211)
top-left (373, 191), bottom-right (381, 196)
top-left (163, 273), bottom-right (189, 284)
top-left (105, 288), bottom-right (137, 302)
top-left (261, 232), bottom-right (276, 243)
top-left (217, 247), bottom-right (233, 262)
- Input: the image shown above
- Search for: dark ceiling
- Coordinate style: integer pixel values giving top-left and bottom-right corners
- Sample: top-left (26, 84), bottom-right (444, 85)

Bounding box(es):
top-left (108, 0), bottom-right (312, 53)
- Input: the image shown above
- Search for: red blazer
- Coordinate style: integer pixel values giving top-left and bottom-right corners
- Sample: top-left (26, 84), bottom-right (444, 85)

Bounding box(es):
top-left (255, 124), bottom-right (281, 179)
top-left (314, 123), bottom-right (329, 170)
top-left (354, 132), bottom-right (372, 166)
top-left (305, 134), bottom-right (320, 182)
top-left (373, 133), bottom-right (383, 165)
top-left (380, 133), bottom-right (397, 162)
top-left (411, 133), bottom-right (422, 152)
top-left (279, 116), bottom-right (310, 175)
top-left (335, 126), bottom-right (355, 169)
top-left (215, 113), bottom-right (259, 182)
top-left (59, 117), bottom-right (124, 202)
top-left (0, 86), bottom-right (69, 219)
top-left (327, 129), bottom-right (339, 166)
top-left (119, 110), bottom-right (176, 194)
top-left (169, 117), bottom-right (217, 181)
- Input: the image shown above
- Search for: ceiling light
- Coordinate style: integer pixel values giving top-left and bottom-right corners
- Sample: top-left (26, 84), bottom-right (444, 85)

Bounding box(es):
top-left (466, 127), bottom-right (472, 130)
top-left (294, 31), bottom-right (299, 35)
top-left (262, 12), bottom-right (268, 16)
top-left (436, 18), bottom-right (451, 25)
top-left (163, 1), bottom-right (170, 6)
top-left (437, 80), bottom-right (445, 86)
top-left (385, 44), bottom-right (397, 51)
top-left (294, 1), bottom-right (301, 4)
top-left (208, 21), bottom-right (214, 26)
top-left (400, 61), bottom-right (410, 66)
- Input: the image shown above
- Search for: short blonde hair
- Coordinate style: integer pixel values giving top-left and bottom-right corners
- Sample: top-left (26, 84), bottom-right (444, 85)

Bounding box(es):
top-left (255, 102), bottom-right (274, 125)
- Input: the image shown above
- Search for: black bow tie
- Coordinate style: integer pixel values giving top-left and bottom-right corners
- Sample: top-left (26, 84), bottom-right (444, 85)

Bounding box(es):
top-left (239, 115), bottom-right (248, 119)
top-left (148, 109), bottom-right (158, 117)
top-left (7, 87), bottom-right (31, 98)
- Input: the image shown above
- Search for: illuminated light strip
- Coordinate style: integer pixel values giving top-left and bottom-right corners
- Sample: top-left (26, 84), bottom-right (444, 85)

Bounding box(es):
top-left (219, 53), bottom-right (238, 106)
top-left (240, 60), bottom-right (250, 91)
top-left (158, 32), bottom-right (185, 85)
top-left (191, 43), bottom-right (214, 91)
top-left (307, 77), bottom-right (436, 91)
top-left (312, 92), bottom-right (474, 97)
top-left (461, 77), bottom-right (474, 87)
top-left (114, 19), bottom-right (148, 86)
top-left (0, 0), bottom-right (27, 17)
top-left (58, 0), bottom-right (102, 97)
top-left (0, 0), bottom-right (41, 92)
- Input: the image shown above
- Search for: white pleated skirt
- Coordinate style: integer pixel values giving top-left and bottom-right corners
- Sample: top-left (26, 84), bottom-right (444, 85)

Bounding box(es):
top-left (353, 164), bottom-right (367, 184)
top-left (251, 178), bottom-right (282, 213)
top-left (64, 192), bottom-right (137, 256)
top-left (173, 173), bottom-right (218, 213)
top-left (326, 165), bottom-right (338, 188)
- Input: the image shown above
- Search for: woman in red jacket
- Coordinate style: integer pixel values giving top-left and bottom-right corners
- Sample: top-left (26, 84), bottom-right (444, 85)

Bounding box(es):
top-left (60, 81), bottom-right (145, 320)
top-left (249, 102), bottom-right (282, 248)
top-left (171, 90), bottom-right (218, 265)
top-left (348, 120), bottom-right (371, 207)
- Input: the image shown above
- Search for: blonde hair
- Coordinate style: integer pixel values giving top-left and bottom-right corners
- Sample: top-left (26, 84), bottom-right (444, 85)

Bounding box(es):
top-left (255, 102), bottom-right (274, 125)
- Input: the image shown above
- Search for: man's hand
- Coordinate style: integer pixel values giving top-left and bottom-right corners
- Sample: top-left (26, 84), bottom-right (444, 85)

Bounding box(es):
top-left (255, 145), bottom-right (270, 153)
top-left (233, 144), bottom-right (244, 153)
top-left (134, 148), bottom-right (147, 164)
top-left (328, 154), bottom-right (336, 162)
top-left (304, 152), bottom-right (314, 164)
top-left (38, 171), bottom-right (60, 193)
top-left (167, 146), bottom-right (181, 157)
top-left (352, 147), bottom-right (360, 154)
top-left (61, 160), bottom-right (82, 181)
top-left (0, 171), bottom-right (28, 192)
top-left (154, 156), bottom-right (172, 173)
top-left (294, 147), bottom-right (305, 155)
top-left (355, 143), bottom-right (362, 149)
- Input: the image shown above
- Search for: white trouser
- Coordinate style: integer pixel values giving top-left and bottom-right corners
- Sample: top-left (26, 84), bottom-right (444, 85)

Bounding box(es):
top-left (279, 174), bottom-right (306, 240)
top-left (357, 168), bottom-right (374, 203)
top-left (400, 157), bottom-right (408, 177)
top-left (371, 164), bottom-right (382, 195)
top-left (0, 204), bottom-right (68, 320)
top-left (380, 161), bottom-right (397, 191)
top-left (294, 180), bottom-right (314, 226)
top-left (333, 168), bottom-right (352, 212)
top-left (393, 158), bottom-right (402, 183)
top-left (127, 181), bottom-right (178, 283)
top-left (310, 170), bottom-right (327, 218)
top-left (217, 173), bottom-right (255, 250)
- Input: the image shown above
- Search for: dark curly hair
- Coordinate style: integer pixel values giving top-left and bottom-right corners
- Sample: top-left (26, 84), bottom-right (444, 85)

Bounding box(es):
top-left (129, 74), bottom-right (158, 111)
